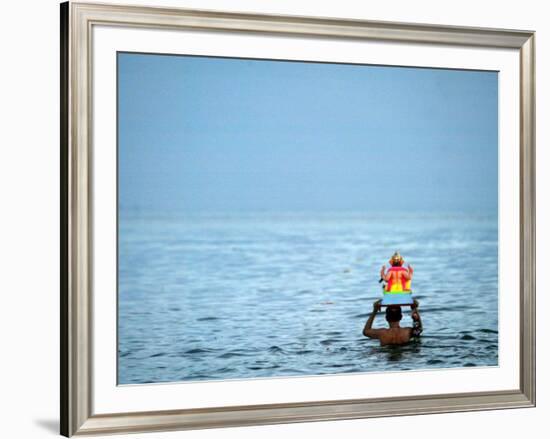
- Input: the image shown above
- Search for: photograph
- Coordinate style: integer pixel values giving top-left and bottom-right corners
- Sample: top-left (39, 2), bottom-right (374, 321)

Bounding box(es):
top-left (117, 52), bottom-right (499, 385)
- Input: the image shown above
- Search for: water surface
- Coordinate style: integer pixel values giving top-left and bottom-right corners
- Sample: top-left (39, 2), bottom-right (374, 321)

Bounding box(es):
top-left (118, 212), bottom-right (498, 384)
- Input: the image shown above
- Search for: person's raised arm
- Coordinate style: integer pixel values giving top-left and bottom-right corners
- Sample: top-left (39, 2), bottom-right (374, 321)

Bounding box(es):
top-left (363, 300), bottom-right (383, 339)
top-left (410, 300), bottom-right (422, 336)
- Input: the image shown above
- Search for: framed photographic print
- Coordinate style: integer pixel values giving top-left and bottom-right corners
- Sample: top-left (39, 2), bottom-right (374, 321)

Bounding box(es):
top-left (60, 1), bottom-right (536, 436)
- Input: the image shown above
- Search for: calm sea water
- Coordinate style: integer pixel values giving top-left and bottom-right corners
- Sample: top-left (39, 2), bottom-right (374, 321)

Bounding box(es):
top-left (118, 212), bottom-right (498, 385)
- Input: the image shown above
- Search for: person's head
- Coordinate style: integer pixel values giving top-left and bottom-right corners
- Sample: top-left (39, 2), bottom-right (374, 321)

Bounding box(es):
top-left (385, 306), bottom-right (403, 324)
top-left (389, 251), bottom-right (404, 267)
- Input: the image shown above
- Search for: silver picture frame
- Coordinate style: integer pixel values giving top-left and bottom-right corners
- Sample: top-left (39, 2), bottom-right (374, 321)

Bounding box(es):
top-left (60, 1), bottom-right (536, 436)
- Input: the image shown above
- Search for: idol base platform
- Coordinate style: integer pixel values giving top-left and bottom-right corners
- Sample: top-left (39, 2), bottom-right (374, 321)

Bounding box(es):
top-left (380, 292), bottom-right (414, 306)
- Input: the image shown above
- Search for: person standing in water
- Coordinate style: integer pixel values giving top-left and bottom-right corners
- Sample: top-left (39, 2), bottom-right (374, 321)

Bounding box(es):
top-left (363, 252), bottom-right (421, 345)
top-left (363, 300), bottom-right (422, 346)
top-left (380, 251), bottom-right (413, 292)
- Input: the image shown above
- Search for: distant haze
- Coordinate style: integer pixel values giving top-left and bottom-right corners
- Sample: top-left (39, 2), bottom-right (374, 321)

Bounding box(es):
top-left (118, 53), bottom-right (498, 214)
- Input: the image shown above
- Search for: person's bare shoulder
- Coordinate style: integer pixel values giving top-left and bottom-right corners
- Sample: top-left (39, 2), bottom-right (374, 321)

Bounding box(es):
top-left (375, 328), bottom-right (390, 342)
top-left (380, 328), bottom-right (413, 345)
top-left (381, 329), bottom-right (411, 346)
top-left (364, 327), bottom-right (388, 339)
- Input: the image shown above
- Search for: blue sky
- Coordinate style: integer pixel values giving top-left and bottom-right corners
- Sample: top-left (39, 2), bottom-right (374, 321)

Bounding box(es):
top-left (118, 52), bottom-right (498, 213)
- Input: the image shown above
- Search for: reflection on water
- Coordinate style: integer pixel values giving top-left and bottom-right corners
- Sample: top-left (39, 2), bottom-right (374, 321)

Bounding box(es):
top-left (118, 212), bottom-right (498, 384)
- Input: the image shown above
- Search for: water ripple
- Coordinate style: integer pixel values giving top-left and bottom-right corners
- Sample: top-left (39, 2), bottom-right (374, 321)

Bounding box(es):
top-left (118, 213), bottom-right (498, 384)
